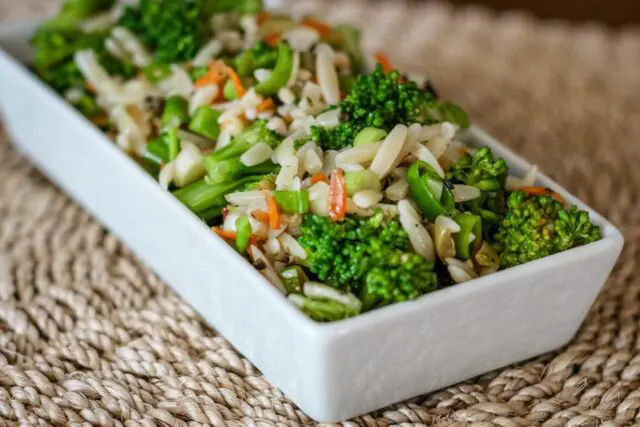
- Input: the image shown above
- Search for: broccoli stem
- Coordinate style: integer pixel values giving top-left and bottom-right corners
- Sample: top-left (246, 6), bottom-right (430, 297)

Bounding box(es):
top-left (173, 175), bottom-right (261, 214)
top-left (189, 106), bottom-right (221, 140)
top-left (204, 157), bottom-right (277, 185)
top-left (453, 213), bottom-right (482, 260)
top-left (161, 95), bottom-right (190, 129)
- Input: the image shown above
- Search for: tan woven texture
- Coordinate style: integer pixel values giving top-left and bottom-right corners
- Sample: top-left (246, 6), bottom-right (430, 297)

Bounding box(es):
top-left (2, 0), bottom-right (640, 425)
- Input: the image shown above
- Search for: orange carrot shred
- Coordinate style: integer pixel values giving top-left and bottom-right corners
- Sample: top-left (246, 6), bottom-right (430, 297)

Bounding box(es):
top-left (374, 52), bottom-right (393, 73)
top-left (522, 186), bottom-right (565, 203)
top-left (310, 172), bottom-right (329, 184)
top-left (256, 98), bottom-right (275, 113)
top-left (195, 61), bottom-right (227, 87)
top-left (251, 210), bottom-right (270, 224)
top-left (301, 17), bottom-right (333, 38)
top-left (329, 169), bottom-right (347, 222)
top-left (256, 11), bottom-right (271, 25)
top-left (212, 227), bottom-right (237, 240)
top-left (266, 193), bottom-right (281, 229)
top-left (225, 65), bottom-right (246, 98)
top-left (264, 32), bottom-right (282, 47)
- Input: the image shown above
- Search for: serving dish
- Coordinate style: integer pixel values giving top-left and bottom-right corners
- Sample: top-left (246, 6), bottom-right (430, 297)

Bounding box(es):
top-left (0, 21), bottom-right (624, 422)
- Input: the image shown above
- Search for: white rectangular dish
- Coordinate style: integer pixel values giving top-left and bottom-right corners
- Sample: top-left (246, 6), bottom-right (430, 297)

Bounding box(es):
top-left (0, 21), bottom-right (624, 422)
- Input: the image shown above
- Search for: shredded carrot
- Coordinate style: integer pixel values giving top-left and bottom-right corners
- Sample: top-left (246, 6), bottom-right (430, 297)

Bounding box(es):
top-left (264, 31), bottom-right (282, 47)
top-left (256, 98), bottom-right (275, 113)
top-left (91, 114), bottom-right (108, 126)
top-left (329, 169), bottom-right (347, 222)
top-left (522, 186), bottom-right (565, 203)
top-left (374, 52), bottom-right (394, 73)
top-left (195, 61), bottom-right (227, 87)
top-left (251, 210), bottom-right (270, 224)
top-left (301, 17), bottom-right (333, 38)
top-left (256, 11), bottom-right (271, 25)
top-left (310, 172), bottom-right (329, 184)
top-left (266, 193), bottom-right (281, 230)
top-left (212, 227), bottom-right (237, 240)
top-left (225, 65), bottom-right (246, 98)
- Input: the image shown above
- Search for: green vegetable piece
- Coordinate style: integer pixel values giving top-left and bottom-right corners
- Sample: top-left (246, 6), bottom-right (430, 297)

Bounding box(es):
top-left (167, 127), bottom-right (180, 161)
top-left (143, 136), bottom-right (170, 172)
top-left (207, 120), bottom-right (281, 162)
top-left (453, 213), bottom-right (482, 260)
top-left (494, 191), bottom-right (601, 268)
top-left (273, 190), bottom-right (309, 214)
top-left (234, 41), bottom-right (279, 77)
top-left (338, 74), bottom-right (356, 93)
top-left (299, 297), bottom-right (360, 322)
top-left (223, 79), bottom-right (238, 100)
top-left (190, 66), bottom-right (210, 81)
top-left (199, 206), bottom-right (223, 223)
top-left (353, 127), bottom-right (387, 147)
top-left (344, 170), bottom-right (382, 196)
top-left (235, 216), bottom-right (252, 253)
top-left (207, 0), bottom-right (263, 14)
top-left (173, 175), bottom-right (262, 214)
top-left (143, 63), bottom-right (172, 83)
top-left (254, 42), bottom-right (294, 96)
top-left (280, 266), bottom-right (307, 294)
top-left (440, 101), bottom-right (470, 128)
top-left (161, 95), bottom-right (189, 129)
top-left (204, 157), bottom-right (277, 185)
top-left (44, 0), bottom-right (115, 30)
top-left (298, 211), bottom-right (439, 311)
top-left (189, 106), bottom-right (221, 140)
top-left (407, 160), bottom-right (454, 220)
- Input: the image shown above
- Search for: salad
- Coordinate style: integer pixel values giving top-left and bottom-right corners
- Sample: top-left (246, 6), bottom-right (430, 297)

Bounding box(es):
top-left (32, 0), bottom-right (602, 322)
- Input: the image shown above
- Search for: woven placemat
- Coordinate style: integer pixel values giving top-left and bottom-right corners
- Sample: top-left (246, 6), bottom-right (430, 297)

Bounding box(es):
top-left (2, 1), bottom-right (640, 425)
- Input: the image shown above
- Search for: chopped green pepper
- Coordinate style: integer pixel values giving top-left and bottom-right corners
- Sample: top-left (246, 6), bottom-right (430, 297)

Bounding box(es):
top-left (280, 266), bottom-right (307, 294)
top-left (407, 160), bottom-right (454, 220)
top-left (189, 106), bottom-right (221, 140)
top-left (453, 213), bottom-right (482, 260)
top-left (353, 127), bottom-right (387, 147)
top-left (189, 66), bottom-right (209, 81)
top-left (223, 79), bottom-right (238, 100)
top-left (143, 63), bottom-right (172, 84)
top-left (344, 170), bottom-right (381, 196)
top-left (273, 190), bottom-right (309, 214)
top-left (254, 42), bottom-right (294, 96)
top-left (161, 95), bottom-right (189, 129)
top-left (173, 175), bottom-right (262, 215)
top-left (235, 216), bottom-right (252, 253)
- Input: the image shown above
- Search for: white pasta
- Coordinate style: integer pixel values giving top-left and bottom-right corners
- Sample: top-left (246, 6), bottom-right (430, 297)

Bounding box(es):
top-left (189, 86), bottom-right (219, 115)
top-left (276, 156), bottom-right (300, 189)
top-left (398, 199), bottom-right (435, 261)
top-left (173, 142), bottom-right (206, 187)
top-left (193, 39), bottom-right (223, 66)
top-left (370, 124), bottom-right (408, 178)
top-left (241, 142), bottom-right (274, 167)
top-left (385, 178), bottom-right (409, 201)
top-left (453, 184), bottom-right (482, 202)
top-left (278, 233), bottom-right (308, 260)
top-left (353, 190), bottom-right (382, 209)
top-left (225, 190), bottom-right (266, 206)
top-left (412, 143), bottom-right (445, 178)
top-left (316, 49), bottom-right (341, 105)
top-left (336, 142), bottom-right (382, 165)
top-left (309, 182), bottom-right (330, 216)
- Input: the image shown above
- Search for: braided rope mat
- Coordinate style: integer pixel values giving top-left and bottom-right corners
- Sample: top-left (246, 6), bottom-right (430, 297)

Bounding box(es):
top-left (2, 0), bottom-right (640, 425)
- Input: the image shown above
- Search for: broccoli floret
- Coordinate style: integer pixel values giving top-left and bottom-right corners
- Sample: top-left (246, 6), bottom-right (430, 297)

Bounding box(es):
top-left (494, 191), bottom-right (601, 268)
top-left (447, 147), bottom-right (509, 236)
top-left (310, 64), bottom-right (436, 151)
top-left (447, 147), bottom-right (508, 192)
top-left (119, 0), bottom-right (263, 64)
top-left (298, 211), bottom-right (439, 310)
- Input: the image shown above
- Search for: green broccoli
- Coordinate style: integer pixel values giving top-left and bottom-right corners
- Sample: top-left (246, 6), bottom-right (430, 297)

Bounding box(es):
top-left (310, 64), bottom-right (436, 151)
top-left (447, 147), bottom-right (508, 192)
top-left (494, 191), bottom-right (601, 268)
top-left (119, 0), bottom-right (264, 64)
top-left (203, 120), bottom-right (282, 184)
top-left (298, 211), bottom-right (439, 310)
top-left (447, 147), bottom-right (509, 235)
